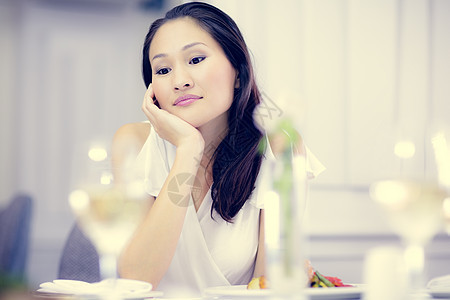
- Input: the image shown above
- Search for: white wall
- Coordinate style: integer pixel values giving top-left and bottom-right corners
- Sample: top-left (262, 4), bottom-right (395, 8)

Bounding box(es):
top-left (0, 0), bottom-right (19, 207)
top-left (1, 0), bottom-right (449, 288)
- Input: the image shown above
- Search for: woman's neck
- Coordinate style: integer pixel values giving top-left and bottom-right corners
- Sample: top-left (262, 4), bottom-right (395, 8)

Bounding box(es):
top-left (195, 112), bottom-right (229, 184)
top-left (197, 112), bottom-right (229, 157)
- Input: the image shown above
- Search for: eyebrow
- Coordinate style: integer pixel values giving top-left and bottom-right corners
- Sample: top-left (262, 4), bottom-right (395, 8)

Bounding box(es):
top-left (151, 42), bottom-right (207, 62)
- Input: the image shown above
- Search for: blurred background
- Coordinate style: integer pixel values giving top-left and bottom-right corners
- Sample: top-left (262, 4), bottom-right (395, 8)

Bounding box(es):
top-left (1, 0), bottom-right (449, 289)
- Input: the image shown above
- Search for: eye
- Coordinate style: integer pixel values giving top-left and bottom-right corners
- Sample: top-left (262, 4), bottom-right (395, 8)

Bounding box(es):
top-left (155, 67), bottom-right (171, 75)
top-left (189, 56), bottom-right (206, 65)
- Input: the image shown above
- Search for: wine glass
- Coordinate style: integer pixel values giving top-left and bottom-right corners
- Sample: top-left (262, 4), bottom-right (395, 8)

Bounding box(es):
top-left (68, 141), bottom-right (149, 298)
top-left (431, 128), bottom-right (450, 235)
top-left (443, 197), bottom-right (450, 235)
top-left (369, 131), bottom-right (447, 297)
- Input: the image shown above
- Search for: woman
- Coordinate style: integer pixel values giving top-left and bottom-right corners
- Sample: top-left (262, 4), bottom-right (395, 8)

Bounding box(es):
top-left (113, 2), bottom-right (323, 296)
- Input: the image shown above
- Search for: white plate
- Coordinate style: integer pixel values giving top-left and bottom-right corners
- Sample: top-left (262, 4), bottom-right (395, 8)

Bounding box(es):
top-left (204, 285), bottom-right (364, 299)
top-left (34, 290), bottom-right (164, 299)
top-left (305, 285), bottom-right (364, 299)
top-left (428, 287), bottom-right (450, 298)
top-left (37, 279), bottom-right (163, 299)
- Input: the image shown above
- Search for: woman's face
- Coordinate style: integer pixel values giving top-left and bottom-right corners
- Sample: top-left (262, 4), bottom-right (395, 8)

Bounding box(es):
top-left (149, 17), bottom-right (237, 128)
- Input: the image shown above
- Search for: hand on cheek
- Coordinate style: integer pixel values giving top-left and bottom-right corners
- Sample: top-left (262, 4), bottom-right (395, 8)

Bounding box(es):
top-left (142, 84), bottom-right (204, 149)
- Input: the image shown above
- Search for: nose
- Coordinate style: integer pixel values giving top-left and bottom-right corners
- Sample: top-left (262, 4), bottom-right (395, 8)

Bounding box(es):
top-left (173, 67), bottom-right (193, 91)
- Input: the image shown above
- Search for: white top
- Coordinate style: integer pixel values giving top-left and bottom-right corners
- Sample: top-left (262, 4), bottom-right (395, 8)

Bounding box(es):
top-left (132, 126), bottom-right (325, 297)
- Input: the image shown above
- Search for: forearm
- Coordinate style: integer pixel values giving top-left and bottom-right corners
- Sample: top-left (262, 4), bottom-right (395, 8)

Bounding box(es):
top-left (118, 144), bottom-right (203, 287)
top-left (253, 209), bottom-right (266, 278)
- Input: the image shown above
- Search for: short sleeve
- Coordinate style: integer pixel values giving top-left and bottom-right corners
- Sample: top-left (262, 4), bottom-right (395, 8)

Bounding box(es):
top-left (305, 146), bottom-right (326, 179)
top-left (132, 128), bottom-right (172, 197)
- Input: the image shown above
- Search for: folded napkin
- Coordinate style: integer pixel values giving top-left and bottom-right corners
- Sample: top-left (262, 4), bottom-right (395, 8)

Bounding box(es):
top-left (427, 275), bottom-right (450, 289)
top-left (38, 278), bottom-right (156, 297)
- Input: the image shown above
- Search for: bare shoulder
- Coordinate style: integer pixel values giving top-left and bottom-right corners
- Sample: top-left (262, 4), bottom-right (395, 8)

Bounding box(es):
top-left (113, 122), bottom-right (151, 145)
top-left (112, 122), bottom-right (151, 164)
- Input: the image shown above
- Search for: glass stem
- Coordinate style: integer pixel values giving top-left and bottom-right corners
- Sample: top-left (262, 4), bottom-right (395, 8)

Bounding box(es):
top-left (100, 253), bottom-right (118, 280)
top-left (99, 253), bottom-right (122, 300)
top-left (404, 244), bottom-right (425, 290)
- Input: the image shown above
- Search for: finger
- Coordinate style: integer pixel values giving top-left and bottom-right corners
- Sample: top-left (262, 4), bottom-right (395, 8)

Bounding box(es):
top-left (142, 85), bottom-right (158, 124)
top-left (142, 84), bottom-right (159, 110)
top-left (142, 84), bottom-right (155, 107)
top-left (143, 97), bottom-right (161, 117)
top-left (142, 104), bottom-right (158, 125)
top-left (145, 83), bottom-right (155, 99)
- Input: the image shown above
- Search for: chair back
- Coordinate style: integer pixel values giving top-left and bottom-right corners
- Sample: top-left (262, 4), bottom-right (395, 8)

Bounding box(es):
top-left (0, 194), bottom-right (33, 278)
top-left (58, 223), bottom-right (100, 283)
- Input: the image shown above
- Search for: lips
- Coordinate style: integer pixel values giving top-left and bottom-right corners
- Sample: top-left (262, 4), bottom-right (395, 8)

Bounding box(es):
top-left (173, 94), bottom-right (202, 106)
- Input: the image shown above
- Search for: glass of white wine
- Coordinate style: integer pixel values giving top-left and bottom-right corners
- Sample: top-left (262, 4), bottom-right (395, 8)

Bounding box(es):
top-left (68, 142), bottom-right (149, 298)
top-left (443, 197), bottom-right (450, 235)
top-left (370, 180), bottom-right (446, 287)
top-left (370, 133), bottom-right (448, 297)
top-left (431, 128), bottom-right (450, 235)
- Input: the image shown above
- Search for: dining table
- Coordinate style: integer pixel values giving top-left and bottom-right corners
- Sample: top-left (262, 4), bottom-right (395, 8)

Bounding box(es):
top-left (23, 280), bottom-right (450, 300)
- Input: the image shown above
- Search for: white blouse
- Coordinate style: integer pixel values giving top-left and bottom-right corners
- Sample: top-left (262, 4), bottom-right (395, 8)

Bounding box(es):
top-left (132, 125), bottom-right (325, 297)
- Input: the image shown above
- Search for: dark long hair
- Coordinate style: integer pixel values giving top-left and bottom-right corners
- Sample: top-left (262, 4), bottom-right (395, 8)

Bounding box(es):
top-left (142, 2), bottom-right (263, 222)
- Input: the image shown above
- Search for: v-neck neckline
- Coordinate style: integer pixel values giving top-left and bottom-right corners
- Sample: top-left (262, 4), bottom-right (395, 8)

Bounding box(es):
top-left (194, 188), bottom-right (211, 220)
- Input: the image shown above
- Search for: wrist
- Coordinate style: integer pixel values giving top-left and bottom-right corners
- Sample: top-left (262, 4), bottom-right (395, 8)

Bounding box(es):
top-left (177, 135), bottom-right (204, 153)
top-left (176, 141), bottom-right (204, 161)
